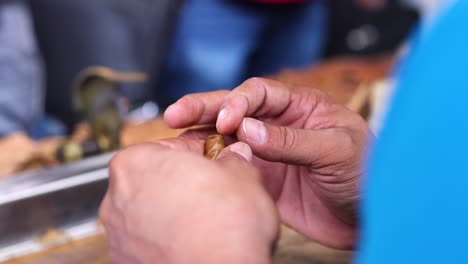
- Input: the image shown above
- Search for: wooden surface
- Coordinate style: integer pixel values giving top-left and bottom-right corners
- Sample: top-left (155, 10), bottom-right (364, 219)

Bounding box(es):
top-left (273, 55), bottom-right (392, 105)
top-left (4, 227), bottom-right (351, 264)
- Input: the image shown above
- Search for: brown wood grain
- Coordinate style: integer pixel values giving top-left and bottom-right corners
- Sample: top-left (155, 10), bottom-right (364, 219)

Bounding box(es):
top-left (3, 227), bottom-right (351, 264)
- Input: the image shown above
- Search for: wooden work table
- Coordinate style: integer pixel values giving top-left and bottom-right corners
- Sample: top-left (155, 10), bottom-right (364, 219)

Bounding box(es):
top-left (4, 227), bottom-right (352, 264)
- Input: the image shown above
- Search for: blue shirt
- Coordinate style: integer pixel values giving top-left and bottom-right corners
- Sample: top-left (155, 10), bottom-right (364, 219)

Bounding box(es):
top-left (0, 1), bottom-right (43, 136)
top-left (358, 1), bottom-right (468, 263)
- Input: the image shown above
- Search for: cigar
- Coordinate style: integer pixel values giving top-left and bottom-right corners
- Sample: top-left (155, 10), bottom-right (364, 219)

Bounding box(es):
top-left (204, 134), bottom-right (225, 160)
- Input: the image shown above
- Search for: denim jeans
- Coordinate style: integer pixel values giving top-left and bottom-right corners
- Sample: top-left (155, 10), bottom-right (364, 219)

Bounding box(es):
top-left (0, 1), bottom-right (44, 136)
top-left (157, 0), bottom-right (328, 107)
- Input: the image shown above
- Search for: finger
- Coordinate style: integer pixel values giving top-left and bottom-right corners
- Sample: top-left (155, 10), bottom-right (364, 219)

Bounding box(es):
top-left (164, 90), bottom-right (230, 128)
top-left (179, 129), bottom-right (239, 148)
top-left (178, 127), bottom-right (218, 141)
top-left (215, 142), bottom-right (260, 182)
top-left (153, 138), bottom-right (205, 155)
top-left (216, 142), bottom-right (253, 163)
top-left (236, 117), bottom-right (351, 166)
top-left (216, 78), bottom-right (300, 135)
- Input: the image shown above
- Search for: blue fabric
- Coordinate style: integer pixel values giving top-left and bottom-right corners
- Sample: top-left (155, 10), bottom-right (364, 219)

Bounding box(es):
top-left (158, 0), bottom-right (327, 106)
top-left (358, 1), bottom-right (468, 263)
top-left (0, 1), bottom-right (44, 136)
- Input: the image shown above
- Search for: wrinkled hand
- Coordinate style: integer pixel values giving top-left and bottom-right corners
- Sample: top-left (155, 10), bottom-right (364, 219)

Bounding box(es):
top-left (100, 139), bottom-right (279, 264)
top-left (165, 78), bottom-right (373, 249)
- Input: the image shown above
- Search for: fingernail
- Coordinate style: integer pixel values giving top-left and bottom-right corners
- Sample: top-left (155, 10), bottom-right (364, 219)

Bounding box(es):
top-left (228, 143), bottom-right (252, 161)
top-left (217, 107), bottom-right (228, 127)
top-left (242, 118), bottom-right (267, 145)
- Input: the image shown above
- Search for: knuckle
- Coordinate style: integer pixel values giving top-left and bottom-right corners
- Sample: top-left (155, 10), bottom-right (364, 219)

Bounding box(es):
top-left (108, 150), bottom-right (131, 180)
top-left (229, 78), bottom-right (268, 112)
top-left (278, 127), bottom-right (299, 151)
top-left (109, 144), bottom-right (156, 176)
top-left (179, 95), bottom-right (203, 114)
top-left (106, 145), bottom-right (161, 213)
top-left (243, 77), bottom-right (266, 92)
top-left (108, 154), bottom-right (125, 180)
top-left (243, 77), bottom-right (266, 88)
top-left (108, 145), bottom-right (147, 188)
top-left (241, 77), bottom-right (267, 97)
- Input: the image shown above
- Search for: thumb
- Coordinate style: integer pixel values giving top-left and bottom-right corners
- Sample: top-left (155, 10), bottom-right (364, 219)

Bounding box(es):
top-left (216, 142), bottom-right (253, 162)
top-left (215, 142), bottom-right (261, 185)
top-left (214, 142), bottom-right (256, 171)
top-left (237, 117), bottom-right (349, 166)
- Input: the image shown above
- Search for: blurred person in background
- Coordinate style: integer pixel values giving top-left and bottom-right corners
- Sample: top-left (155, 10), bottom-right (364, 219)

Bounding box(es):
top-left (156, 0), bottom-right (328, 108)
top-left (30, 0), bottom-right (174, 131)
top-left (0, 1), bottom-right (44, 137)
top-left (157, 0), bottom-right (420, 109)
top-left (27, 0), bottom-right (419, 133)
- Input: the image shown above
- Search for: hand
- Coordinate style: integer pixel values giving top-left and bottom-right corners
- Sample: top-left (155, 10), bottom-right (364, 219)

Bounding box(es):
top-left (100, 139), bottom-right (279, 264)
top-left (165, 78), bottom-right (373, 249)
